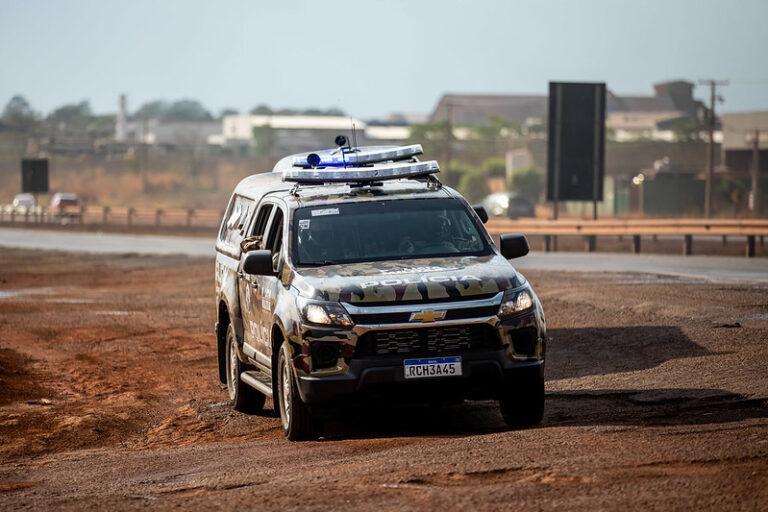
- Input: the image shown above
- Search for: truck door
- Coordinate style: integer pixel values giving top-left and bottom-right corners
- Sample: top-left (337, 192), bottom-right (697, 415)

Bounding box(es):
top-left (239, 202), bottom-right (274, 365)
top-left (252, 206), bottom-right (284, 361)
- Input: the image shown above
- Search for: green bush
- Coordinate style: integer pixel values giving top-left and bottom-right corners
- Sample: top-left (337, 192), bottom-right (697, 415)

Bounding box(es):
top-left (508, 166), bottom-right (544, 203)
top-left (458, 168), bottom-right (489, 203)
top-left (482, 157), bottom-right (506, 178)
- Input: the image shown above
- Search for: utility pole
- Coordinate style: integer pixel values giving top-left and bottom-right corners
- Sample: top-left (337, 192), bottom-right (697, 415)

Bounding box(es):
top-left (699, 79), bottom-right (729, 218)
top-left (141, 116), bottom-right (149, 194)
top-left (750, 128), bottom-right (760, 216)
top-left (444, 102), bottom-right (453, 172)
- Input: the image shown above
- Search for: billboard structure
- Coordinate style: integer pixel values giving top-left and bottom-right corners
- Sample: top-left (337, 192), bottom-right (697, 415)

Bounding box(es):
top-left (21, 158), bottom-right (49, 194)
top-left (546, 82), bottom-right (606, 219)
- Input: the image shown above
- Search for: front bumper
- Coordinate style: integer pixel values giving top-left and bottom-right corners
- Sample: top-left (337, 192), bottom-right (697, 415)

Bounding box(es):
top-left (294, 290), bottom-right (546, 407)
top-left (297, 349), bottom-right (543, 405)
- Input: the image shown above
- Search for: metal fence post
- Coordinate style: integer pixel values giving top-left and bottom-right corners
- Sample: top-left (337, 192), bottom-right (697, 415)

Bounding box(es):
top-left (746, 235), bottom-right (756, 258)
top-left (683, 235), bottom-right (692, 256)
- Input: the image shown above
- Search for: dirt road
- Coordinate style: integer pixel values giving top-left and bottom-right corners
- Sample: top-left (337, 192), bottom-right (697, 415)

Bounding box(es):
top-left (1, 248), bottom-right (767, 510)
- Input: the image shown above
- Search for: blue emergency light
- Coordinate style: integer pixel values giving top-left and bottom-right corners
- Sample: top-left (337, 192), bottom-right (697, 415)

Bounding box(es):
top-left (283, 160), bottom-right (440, 184)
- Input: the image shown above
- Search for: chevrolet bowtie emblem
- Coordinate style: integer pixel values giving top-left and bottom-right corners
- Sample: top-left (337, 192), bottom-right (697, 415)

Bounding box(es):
top-left (409, 310), bottom-right (447, 322)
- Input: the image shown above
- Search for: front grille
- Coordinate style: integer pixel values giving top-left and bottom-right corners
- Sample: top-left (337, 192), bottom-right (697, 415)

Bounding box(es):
top-left (355, 324), bottom-right (500, 357)
top-left (351, 305), bottom-right (499, 325)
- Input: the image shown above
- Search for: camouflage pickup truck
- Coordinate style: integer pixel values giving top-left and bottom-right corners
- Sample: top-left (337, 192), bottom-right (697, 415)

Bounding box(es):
top-left (214, 141), bottom-right (546, 440)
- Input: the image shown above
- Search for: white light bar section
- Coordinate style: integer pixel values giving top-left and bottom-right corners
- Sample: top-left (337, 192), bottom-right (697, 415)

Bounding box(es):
top-left (283, 160), bottom-right (439, 183)
top-left (292, 144), bottom-right (423, 167)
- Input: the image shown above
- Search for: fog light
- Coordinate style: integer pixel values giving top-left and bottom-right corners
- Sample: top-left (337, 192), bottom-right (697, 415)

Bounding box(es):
top-left (510, 327), bottom-right (537, 356)
top-left (311, 342), bottom-right (340, 369)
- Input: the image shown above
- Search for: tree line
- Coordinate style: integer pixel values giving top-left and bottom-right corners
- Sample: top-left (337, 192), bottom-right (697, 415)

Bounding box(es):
top-left (0, 95), bottom-right (347, 139)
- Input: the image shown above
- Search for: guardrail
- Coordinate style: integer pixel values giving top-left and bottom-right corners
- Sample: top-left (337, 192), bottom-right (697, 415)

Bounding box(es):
top-left (485, 218), bottom-right (768, 257)
top-left (0, 205), bottom-right (224, 230)
top-left (2, 205), bottom-right (765, 258)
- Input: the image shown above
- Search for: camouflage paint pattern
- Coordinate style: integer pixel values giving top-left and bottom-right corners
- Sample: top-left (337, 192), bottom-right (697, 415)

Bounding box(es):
top-left (289, 254), bottom-right (521, 304)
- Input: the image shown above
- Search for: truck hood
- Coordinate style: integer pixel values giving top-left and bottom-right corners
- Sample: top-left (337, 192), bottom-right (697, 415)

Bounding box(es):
top-left (290, 254), bottom-right (521, 304)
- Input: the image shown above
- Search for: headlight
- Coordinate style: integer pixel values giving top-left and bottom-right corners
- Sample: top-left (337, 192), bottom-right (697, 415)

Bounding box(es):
top-left (302, 301), bottom-right (353, 328)
top-left (498, 288), bottom-right (533, 318)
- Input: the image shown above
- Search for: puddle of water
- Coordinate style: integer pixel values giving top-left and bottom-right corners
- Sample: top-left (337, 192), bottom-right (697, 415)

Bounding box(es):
top-left (45, 298), bottom-right (93, 304)
top-left (742, 313), bottom-right (768, 321)
top-left (0, 287), bottom-right (56, 299)
top-left (93, 311), bottom-right (136, 316)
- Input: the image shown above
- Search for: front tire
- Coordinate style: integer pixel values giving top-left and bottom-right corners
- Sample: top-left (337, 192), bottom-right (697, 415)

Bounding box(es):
top-left (277, 346), bottom-right (319, 441)
top-left (499, 365), bottom-right (544, 427)
top-left (225, 324), bottom-right (266, 413)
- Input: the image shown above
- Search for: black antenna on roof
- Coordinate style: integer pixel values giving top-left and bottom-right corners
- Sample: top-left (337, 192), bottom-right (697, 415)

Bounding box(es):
top-left (350, 117), bottom-right (358, 149)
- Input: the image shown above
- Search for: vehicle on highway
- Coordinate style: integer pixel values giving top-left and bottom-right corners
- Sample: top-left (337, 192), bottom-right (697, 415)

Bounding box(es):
top-left (3, 193), bottom-right (42, 215)
top-left (214, 140), bottom-right (547, 440)
top-left (13, 193), bottom-right (36, 209)
top-left (50, 192), bottom-right (80, 220)
top-left (481, 191), bottom-right (536, 219)
top-left (50, 192), bottom-right (80, 210)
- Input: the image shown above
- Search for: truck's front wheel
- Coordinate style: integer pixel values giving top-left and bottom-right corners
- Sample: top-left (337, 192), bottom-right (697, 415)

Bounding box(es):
top-left (277, 346), bottom-right (319, 441)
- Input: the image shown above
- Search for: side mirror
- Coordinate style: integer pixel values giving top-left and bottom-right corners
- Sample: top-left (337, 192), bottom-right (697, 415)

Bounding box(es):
top-left (242, 250), bottom-right (276, 276)
top-left (472, 205), bottom-right (488, 224)
top-left (499, 233), bottom-right (529, 259)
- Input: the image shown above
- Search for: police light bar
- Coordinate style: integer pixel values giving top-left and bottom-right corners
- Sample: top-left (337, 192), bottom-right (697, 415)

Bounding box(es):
top-left (283, 160), bottom-right (439, 183)
top-left (292, 144), bottom-right (423, 168)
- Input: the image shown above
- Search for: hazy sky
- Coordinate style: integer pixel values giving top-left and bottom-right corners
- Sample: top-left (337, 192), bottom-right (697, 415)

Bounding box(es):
top-left (1, 0), bottom-right (767, 119)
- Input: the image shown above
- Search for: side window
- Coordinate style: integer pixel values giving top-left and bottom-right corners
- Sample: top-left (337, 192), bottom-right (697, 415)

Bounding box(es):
top-left (251, 203), bottom-right (273, 237)
top-left (220, 195), bottom-right (254, 245)
top-left (265, 208), bottom-right (284, 271)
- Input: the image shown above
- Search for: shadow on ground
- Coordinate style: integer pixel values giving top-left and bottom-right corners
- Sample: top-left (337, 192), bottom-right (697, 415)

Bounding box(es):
top-left (315, 325), bottom-right (763, 440)
top-left (318, 388), bottom-right (768, 440)
top-left (546, 326), bottom-right (715, 380)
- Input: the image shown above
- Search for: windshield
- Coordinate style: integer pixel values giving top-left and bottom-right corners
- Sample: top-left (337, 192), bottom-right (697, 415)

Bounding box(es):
top-left (292, 198), bottom-right (490, 266)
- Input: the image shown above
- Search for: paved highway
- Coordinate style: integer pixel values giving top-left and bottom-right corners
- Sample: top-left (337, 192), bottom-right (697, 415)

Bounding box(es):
top-left (0, 227), bottom-right (213, 256)
top-left (1, 227), bottom-right (767, 283)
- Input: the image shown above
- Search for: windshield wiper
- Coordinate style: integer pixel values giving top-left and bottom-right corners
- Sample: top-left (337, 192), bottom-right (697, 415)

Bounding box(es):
top-left (300, 260), bottom-right (340, 267)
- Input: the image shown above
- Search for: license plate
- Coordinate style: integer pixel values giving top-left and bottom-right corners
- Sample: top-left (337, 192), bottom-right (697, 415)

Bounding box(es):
top-left (403, 356), bottom-right (462, 379)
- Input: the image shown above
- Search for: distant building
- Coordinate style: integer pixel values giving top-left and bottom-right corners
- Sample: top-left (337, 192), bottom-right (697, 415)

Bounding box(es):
top-left (210, 115), bottom-right (410, 155)
top-left (120, 118), bottom-right (221, 147)
top-left (431, 94), bottom-right (547, 126)
top-left (430, 80), bottom-right (709, 142)
top-left (113, 95), bottom-right (220, 148)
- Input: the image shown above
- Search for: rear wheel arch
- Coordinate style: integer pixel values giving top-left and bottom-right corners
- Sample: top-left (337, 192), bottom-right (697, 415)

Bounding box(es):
top-left (216, 300), bottom-right (231, 383)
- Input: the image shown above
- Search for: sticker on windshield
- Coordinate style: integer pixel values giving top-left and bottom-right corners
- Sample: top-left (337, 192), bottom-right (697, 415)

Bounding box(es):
top-left (299, 219), bottom-right (310, 230)
top-left (311, 208), bottom-right (339, 217)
